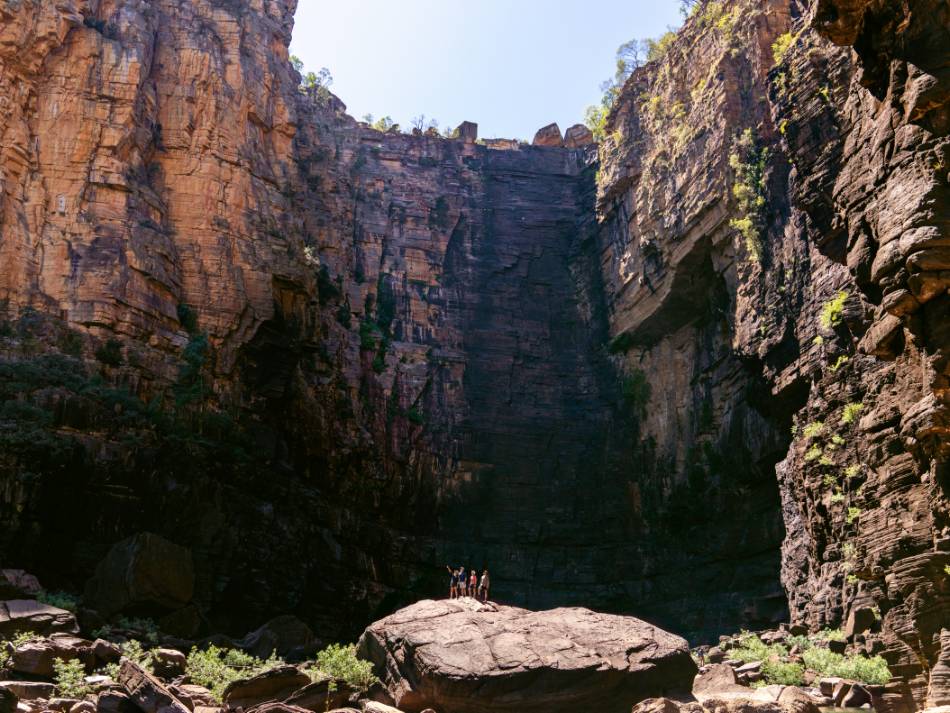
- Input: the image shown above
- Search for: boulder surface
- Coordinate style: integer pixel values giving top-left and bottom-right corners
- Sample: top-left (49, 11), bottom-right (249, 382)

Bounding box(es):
top-left (357, 599), bottom-right (696, 713)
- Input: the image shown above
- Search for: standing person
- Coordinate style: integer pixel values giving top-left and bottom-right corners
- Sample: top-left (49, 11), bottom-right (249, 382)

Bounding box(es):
top-left (457, 567), bottom-right (467, 597)
top-left (469, 569), bottom-right (478, 598)
top-left (479, 569), bottom-right (490, 602)
top-left (446, 565), bottom-right (457, 599)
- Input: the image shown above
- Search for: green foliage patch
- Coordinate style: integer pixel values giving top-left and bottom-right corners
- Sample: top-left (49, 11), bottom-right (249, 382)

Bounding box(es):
top-left (186, 646), bottom-right (284, 702)
top-left (311, 644), bottom-right (377, 691)
top-left (54, 657), bottom-right (90, 698)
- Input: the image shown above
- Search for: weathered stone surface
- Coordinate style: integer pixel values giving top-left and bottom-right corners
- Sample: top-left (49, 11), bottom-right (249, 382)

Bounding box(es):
top-left (0, 683), bottom-right (54, 701)
top-left (0, 601), bottom-right (78, 637)
top-left (238, 616), bottom-right (315, 660)
top-left (693, 665), bottom-right (746, 699)
top-left (85, 534), bottom-right (194, 618)
top-left (117, 659), bottom-right (190, 713)
top-left (151, 649), bottom-right (186, 679)
top-left (564, 124), bottom-right (595, 148)
top-left (282, 680), bottom-right (354, 712)
top-left (10, 635), bottom-right (90, 677)
top-left (0, 573), bottom-right (41, 600)
top-left (96, 691), bottom-right (137, 713)
top-left (221, 667), bottom-right (310, 711)
top-left (532, 123), bottom-right (563, 147)
top-left (358, 599), bottom-right (695, 713)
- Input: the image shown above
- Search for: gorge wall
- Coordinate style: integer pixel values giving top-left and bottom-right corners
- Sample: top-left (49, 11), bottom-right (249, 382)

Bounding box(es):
top-left (0, 0), bottom-right (947, 708)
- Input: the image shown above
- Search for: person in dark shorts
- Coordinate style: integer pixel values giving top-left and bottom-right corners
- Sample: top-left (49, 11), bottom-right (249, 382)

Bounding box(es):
top-left (446, 565), bottom-right (457, 599)
top-left (457, 566), bottom-right (468, 597)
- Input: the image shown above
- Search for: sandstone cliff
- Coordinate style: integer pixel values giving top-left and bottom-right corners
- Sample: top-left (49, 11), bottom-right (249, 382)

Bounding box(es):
top-left (0, 0), bottom-right (946, 708)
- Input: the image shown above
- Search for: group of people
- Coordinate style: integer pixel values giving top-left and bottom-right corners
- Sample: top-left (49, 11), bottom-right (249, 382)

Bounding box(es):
top-left (447, 566), bottom-right (490, 602)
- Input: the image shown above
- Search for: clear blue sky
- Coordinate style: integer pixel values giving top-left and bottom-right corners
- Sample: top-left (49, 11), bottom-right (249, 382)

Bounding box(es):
top-left (290, 1), bottom-right (683, 141)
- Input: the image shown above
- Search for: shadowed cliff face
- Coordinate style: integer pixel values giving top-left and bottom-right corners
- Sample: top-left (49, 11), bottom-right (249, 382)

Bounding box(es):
top-left (0, 0), bottom-right (948, 705)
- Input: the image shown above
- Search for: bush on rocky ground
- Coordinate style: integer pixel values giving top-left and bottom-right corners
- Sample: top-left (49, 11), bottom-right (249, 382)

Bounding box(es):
top-left (185, 645), bottom-right (285, 701)
top-left (52, 657), bottom-right (90, 698)
top-left (311, 643), bottom-right (377, 690)
top-left (723, 630), bottom-right (889, 686)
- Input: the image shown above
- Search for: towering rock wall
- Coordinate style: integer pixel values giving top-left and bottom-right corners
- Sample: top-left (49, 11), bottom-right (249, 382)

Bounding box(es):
top-left (596, 0), bottom-right (948, 705)
top-left (0, 0), bottom-right (947, 706)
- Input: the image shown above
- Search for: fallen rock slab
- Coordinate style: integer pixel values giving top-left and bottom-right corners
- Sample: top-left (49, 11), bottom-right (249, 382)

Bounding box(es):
top-left (0, 683), bottom-right (54, 702)
top-left (117, 658), bottom-right (190, 713)
top-left (283, 679), bottom-right (354, 712)
top-left (0, 601), bottom-right (78, 637)
top-left (221, 666), bottom-right (310, 711)
top-left (358, 599), bottom-right (696, 713)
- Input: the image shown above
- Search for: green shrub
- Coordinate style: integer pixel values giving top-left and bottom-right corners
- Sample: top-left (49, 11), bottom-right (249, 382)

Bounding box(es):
top-left (802, 421), bottom-right (823, 439)
top-left (54, 657), bottom-right (90, 698)
top-left (622, 370), bottom-right (652, 415)
top-left (845, 464), bottom-right (861, 479)
top-left (829, 355), bottom-right (849, 372)
top-left (771, 32), bottom-right (795, 65)
top-left (944, 564), bottom-right (950, 576)
top-left (95, 338), bottom-right (124, 366)
top-left (801, 648), bottom-right (890, 684)
top-left (0, 646), bottom-right (9, 672)
top-left (847, 507), bottom-right (862, 525)
top-left (841, 402), bottom-right (863, 425)
top-left (805, 445), bottom-right (823, 462)
top-left (820, 291), bottom-right (848, 330)
top-left (730, 631), bottom-right (788, 663)
top-left (728, 129), bottom-right (769, 261)
top-left (608, 332), bottom-right (635, 354)
top-left (646, 31), bottom-right (677, 62)
top-left (762, 659), bottom-right (805, 685)
top-left (311, 644), bottom-right (377, 691)
top-left (37, 590), bottom-right (80, 612)
top-left (100, 639), bottom-right (154, 680)
top-left (186, 646), bottom-right (284, 702)
top-left (116, 616), bottom-right (160, 643)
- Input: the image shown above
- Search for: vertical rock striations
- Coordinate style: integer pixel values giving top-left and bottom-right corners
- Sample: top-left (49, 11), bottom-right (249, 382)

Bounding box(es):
top-left (0, 0), bottom-right (947, 707)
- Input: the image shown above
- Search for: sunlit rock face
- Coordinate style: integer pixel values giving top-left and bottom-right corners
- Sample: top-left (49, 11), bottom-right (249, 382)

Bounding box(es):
top-left (0, 0), bottom-right (948, 706)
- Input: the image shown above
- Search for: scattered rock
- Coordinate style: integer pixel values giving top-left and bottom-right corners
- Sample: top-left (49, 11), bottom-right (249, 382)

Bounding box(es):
top-left (777, 686), bottom-right (821, 713)
top-left (283, 679), bottom-right (353, 712)
top-left (221, 666), bottom-right (310, 711)
top-left (532, 123), bottom-right (563, 147)
top-left (250, 704), bottom-right (311, 713)
top-left (151, 650), bottom-right (187, 679)
top-left (818, 678), bottom-right (841, 697)
top-left (92, 640), bottom-right (122, 665)
top-left (631, 698), bottom-right (683, 713)
top-left (10, 635), bottom-right (91, 677)
top-left (238, 616), bottom-right (315, 660)
top-left (0, 573), bottom-right (41, 600)
top-left (96, 691), bottom-right (138, 713)
top-left (832, 680), bottom-right (852, 706)
top-left (563, 124), bottom-right (594, 148)
top-left (735, 662), bottom-right (762, 675)
top-left (173, 686), bottom-right (216, 708)
top-left (85, 533), bottom-right (195, 618)
top-left (69, 701), bottom-right (95, 713)
top-left (117, 658), bottom-right (190, 713)
top-left (706, 647), bottom-right (726, 664)
top-left (694, 664), bottom-right (747, 699)
top-left (0, 683), bottom-right (54, 701)
top-left (361, 704), bottom-right (404, 713)
top-left (842, 683), bottom-right (871, 708)
top-left (0, 601), bottom-right (79, 637)
top-left (358, 599), bottom-right (696, 713)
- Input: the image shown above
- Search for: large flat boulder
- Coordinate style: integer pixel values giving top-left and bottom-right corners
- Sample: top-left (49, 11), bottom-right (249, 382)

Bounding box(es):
top-left (357, 599), bottom-right (696, 713)
top-left (0, 600), bottom-right (78, 637)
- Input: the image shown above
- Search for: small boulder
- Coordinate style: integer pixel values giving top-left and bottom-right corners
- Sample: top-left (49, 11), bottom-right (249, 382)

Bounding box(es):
top-left (832, 680), bottom-right (853, 706)
top-left (827, 639), bottom-right (847, 654)
top-left (117, 658), bottom-right (190, 713)
top-left (174, 686), bottom-right (216, 707)
top-left (0, 683), bottom-right (54, 701)
top-left (11, 635), bottom-right (91, 677)
top-left (0, 572), bottom-right (41, 600)
top-left (96, 691), bottom-right (138, 713)
top-left (69, 702), bottom-right (95, 713)
top-left (532, 123), bottom-right (563, 147)
top-left (842, 683), bottom-right (871, 708)
top-left (777, 686), bottom-right (821, 713)
top-left (238, 617), bottom-right (315, 660)
top-left (283, 679), bottom-right (354, 711)
top-left (694, 664), bottom-right (747, 699)
top-left (0, 601), bottom-right (78, 638)
top-left (818, 678), bottom-right (841, 697)
top-left (85, 533), bottom-right (194, 618)
top-left (362, 704), bottom-right (404, 713)
top-left (92, 640), bottom-right (121, 665)
top-left (221, 666), bottom-right (310, 711)
top-left (632, 698), bottom-right (683, 713)
top-left (706, 647), bottom-right (726, 664)
top-left (151, 650), bottom-right (187, 679)
top-left (736, 662), bottom-right (762, 674)
top-left (788, 625), bottom-right (808, 637)
top-left (564, 124), bottom-right (595, 148)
